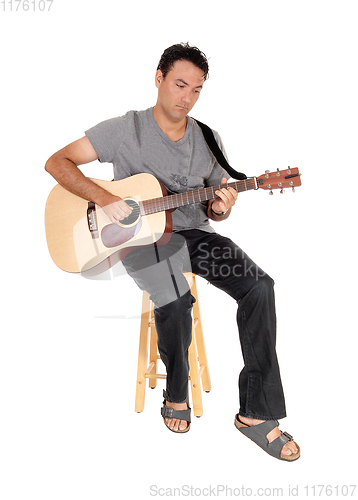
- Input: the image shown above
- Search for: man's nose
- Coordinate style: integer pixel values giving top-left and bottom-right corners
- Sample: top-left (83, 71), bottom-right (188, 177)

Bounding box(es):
top-left (181, 90), bottom-right (191, 103)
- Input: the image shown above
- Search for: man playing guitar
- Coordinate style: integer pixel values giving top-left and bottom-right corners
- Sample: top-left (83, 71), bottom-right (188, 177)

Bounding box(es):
top-left (45, 43), bottom-right (299, 461)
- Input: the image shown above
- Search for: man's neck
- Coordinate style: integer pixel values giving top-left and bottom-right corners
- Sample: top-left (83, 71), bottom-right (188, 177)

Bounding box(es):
top-left (152, 105), bottom-right (187, 142)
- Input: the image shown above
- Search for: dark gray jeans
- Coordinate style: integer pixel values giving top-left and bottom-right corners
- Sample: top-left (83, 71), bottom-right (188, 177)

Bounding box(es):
top-left (122, 229), bottom-right (286, 420)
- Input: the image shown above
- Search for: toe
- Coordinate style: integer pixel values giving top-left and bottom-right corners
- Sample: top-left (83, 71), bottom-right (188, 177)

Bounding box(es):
top-left (165, 418), bottom-right (174, 430)
top-left (290, 441), bottom-right (299, 455)
top-left (281, 443), bottom-right (293, 456)
top-left (281, 441), bottom-right (299, 456)
top-left (179, 420), bottom-right (188, 431)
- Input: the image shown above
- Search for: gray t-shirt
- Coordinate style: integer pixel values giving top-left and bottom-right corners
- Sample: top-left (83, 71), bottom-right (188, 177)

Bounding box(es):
top-left (85, 107), bottom-right (228, 232)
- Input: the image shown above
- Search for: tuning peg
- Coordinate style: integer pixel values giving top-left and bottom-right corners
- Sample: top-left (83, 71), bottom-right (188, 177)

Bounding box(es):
top-left (269, 190), bottom-right (273, 195)
top-left (280, 189), bottom-right (284, 194)
top-left (292, 187), bottom-right (295, 193)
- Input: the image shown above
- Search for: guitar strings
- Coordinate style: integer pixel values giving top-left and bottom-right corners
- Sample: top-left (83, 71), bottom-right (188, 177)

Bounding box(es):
top-left (92, 178), bottom-right (257, 224)
top-left (142, 179), bottom-right (256, 215)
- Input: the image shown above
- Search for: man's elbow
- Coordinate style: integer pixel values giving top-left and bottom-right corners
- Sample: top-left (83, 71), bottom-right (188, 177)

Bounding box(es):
top-left (45, 150), bottom-right (67, 176)
top-left (45, 154), bottom-right (56, 175)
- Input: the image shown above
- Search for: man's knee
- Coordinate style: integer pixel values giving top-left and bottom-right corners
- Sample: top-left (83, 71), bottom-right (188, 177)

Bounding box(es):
top-left (253, 272), bottom-right (275, 297)
top-left (153, 289), bottom-right (195, 312)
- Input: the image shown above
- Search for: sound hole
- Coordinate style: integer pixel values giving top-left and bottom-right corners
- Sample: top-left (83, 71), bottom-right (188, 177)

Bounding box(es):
top-left (120, 199), bottom-right (140, 226)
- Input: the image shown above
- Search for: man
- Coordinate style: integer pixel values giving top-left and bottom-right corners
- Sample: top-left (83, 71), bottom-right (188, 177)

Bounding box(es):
top-left (45, 43), bottom-right (300, 461)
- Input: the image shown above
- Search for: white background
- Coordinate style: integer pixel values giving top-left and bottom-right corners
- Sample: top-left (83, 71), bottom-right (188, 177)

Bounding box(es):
top-left (1, 0), bottom-right (357, 498)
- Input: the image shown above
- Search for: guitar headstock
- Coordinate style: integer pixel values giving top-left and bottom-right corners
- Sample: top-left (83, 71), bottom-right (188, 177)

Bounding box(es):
top-left (257, 167), bottom-right (301, 194)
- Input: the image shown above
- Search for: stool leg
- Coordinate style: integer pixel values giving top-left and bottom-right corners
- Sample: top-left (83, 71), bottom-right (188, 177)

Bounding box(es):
top-left (191, 277), bottom-right (211, 393)
top-left (188, 323), bottom-right (203, 417)
top-left (135, 291), bottom-right (151, 413)
top-left (148, 302), bottom-right (158, 389)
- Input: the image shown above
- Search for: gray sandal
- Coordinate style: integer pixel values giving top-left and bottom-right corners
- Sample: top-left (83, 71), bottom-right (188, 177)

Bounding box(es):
top-left (234, 414), bottom-right (300, 461)
top-left (161, 390), bottom-right (191, 433)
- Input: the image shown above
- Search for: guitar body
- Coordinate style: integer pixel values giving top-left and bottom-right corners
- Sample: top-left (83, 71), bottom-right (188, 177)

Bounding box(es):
top-left (44, 173), bottom-right (172, 275)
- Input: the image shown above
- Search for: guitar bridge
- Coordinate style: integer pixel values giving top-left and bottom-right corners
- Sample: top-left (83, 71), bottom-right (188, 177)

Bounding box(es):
top-left (87, 202), bottom-right (99, 239)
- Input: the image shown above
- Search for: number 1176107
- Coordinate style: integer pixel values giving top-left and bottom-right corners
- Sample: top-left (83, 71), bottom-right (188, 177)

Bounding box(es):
top-left (1, 0), bottom-right (54, 11)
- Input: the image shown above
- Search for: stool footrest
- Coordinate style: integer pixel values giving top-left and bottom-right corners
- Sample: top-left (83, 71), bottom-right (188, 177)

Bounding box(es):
top-left (144, 373), bottom-right (167, 380)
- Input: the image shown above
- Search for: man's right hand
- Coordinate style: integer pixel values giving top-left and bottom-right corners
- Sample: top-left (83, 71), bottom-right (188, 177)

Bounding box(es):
top-left (100, 196), bottom-right (133, 223)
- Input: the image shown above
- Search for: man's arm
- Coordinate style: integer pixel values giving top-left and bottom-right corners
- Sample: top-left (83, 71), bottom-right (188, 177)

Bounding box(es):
top-left (45, 136), bottom-right (132, 222)
top-left (207, 177), bottom-right (238, 221)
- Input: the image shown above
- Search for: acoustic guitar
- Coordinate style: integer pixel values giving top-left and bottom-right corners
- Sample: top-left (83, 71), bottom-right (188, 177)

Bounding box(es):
top-left (44, 168), bottom-right (301, 275)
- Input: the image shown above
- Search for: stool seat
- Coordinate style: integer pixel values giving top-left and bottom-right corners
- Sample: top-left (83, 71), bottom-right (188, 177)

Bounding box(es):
top-left (135, 273), bottom-right (211, 417)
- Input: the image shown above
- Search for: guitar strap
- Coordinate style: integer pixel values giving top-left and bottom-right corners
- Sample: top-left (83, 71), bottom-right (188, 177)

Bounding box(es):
top-left (193, 119), bottom-right (247, 180)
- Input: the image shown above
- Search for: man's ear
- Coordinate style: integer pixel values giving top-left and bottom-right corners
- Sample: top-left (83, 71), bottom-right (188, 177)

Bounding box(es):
top-left (155, 69), bottom-right (163, 89)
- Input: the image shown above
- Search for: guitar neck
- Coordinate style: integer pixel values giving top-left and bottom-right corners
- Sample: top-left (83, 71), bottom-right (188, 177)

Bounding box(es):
top-left (140, 177), bottom-right (257, 215)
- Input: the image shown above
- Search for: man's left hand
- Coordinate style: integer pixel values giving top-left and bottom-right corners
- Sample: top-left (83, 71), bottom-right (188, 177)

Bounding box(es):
top-left (211, 177), bottom-right (238, 214)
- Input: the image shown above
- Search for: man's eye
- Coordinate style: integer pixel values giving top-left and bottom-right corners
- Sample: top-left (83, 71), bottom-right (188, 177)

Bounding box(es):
top-left (176, 84), bottom-right (184, 88)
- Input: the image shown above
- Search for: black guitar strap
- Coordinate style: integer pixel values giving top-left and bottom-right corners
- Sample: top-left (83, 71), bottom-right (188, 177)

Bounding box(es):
top-left (194, 119), bottom-right (247, 180)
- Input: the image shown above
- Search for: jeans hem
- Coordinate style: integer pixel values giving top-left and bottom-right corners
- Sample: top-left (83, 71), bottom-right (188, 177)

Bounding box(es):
top-left (164, 397), bottom-right (188, 404)
top-left (238, 410), bottom-right (287, 421)
top-left (164, 390), bottom-right (188, 404)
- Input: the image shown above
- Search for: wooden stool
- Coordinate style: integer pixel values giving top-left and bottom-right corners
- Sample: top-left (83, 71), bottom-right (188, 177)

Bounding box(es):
top-left (135, 273), bottom-right (211, 417)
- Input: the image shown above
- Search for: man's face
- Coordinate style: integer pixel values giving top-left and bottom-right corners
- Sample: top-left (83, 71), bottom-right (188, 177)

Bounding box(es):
top-left (155, 59), bottom-right (205, 122)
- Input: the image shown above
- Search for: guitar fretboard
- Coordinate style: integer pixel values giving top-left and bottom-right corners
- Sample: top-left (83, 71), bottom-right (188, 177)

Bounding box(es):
top-left (139, 178), bottom-right (257, 216)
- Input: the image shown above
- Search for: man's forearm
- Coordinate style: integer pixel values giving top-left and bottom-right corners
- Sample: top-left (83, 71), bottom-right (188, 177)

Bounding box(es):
top-left (45, 154), bottom-right (118, 207)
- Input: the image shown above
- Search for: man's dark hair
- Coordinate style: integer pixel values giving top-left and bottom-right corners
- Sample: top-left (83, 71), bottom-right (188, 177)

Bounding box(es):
top-left (157, 43), bottom-right (209, 81)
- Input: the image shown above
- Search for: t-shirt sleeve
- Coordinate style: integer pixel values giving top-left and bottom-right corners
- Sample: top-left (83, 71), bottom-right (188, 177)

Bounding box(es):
top-left (85, 117), bottom-right (125, 164)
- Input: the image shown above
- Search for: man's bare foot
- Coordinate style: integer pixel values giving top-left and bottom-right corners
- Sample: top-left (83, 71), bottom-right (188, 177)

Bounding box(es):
top-left (164, 401), bottom-right (189, 432)
top-left (239, 416), bottom-right (299, 456)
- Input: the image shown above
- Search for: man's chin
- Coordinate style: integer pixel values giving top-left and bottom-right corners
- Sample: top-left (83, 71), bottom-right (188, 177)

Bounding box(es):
top-left (169, 108), bottom-right (189, 122)
top-left (175, 106), bottom-right (191, 119)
